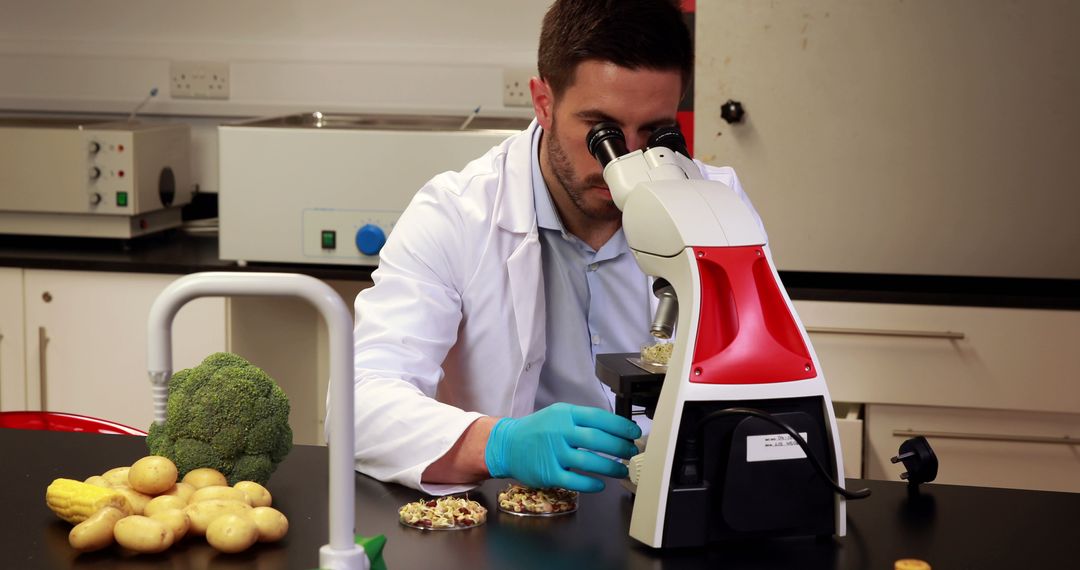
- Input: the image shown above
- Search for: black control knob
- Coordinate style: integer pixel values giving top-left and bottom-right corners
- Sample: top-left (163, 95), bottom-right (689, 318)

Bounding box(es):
top-left (89, 141), bottom-right (101, 154)
top-left (89, 166), bottom-right (101, 180)
top-left (720, 99), bottom-right (746, 124)
top-left (89, 192), bottom-right (102, 205)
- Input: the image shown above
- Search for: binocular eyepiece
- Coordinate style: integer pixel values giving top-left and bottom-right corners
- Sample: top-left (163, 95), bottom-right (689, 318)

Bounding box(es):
top-left (585, 121), bottom-right (690, 167)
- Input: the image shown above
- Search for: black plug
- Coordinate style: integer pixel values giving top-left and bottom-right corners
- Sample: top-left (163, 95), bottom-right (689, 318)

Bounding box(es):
top-left (891, 436), bottom-right (938, 487)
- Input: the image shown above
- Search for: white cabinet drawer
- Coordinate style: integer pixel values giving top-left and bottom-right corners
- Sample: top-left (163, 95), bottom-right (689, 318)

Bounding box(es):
top-left (866, 404), bottom-right (1080, 492)
top-left (794, 300), bottom-right (1080, 414)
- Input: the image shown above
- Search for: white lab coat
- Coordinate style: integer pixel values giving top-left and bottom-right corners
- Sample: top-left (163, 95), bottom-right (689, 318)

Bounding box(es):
top-left (345, 120), bottom-right (761, 494)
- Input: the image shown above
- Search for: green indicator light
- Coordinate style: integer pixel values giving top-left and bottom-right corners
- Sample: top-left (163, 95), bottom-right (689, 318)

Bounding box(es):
top-left (116, 192), bottom-right (128, 207)
top-left (321, 230), bottom-right (336, 249)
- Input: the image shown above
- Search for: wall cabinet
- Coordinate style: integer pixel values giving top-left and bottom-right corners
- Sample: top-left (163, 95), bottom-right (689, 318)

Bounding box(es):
top-left (795, 299), bottom-right (1080, 491)
top-left (0, 269), bottom-right (226, 430)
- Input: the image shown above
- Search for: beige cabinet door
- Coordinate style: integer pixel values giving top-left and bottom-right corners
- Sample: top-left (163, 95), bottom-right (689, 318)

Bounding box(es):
top-left (23, 269), bottom-right (225, 430)
top-left (0, 267), bottom-right (26, 411)
top-left (227, 278), bottom-right (371, 445)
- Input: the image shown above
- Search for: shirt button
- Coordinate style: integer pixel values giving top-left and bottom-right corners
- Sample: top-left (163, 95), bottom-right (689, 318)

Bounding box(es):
top-left (588, 263), bottom-right (599, 272)
top-left (591, 334), bottom-right (600, 345)
top-left (525, 363), bottom-right (532, 372)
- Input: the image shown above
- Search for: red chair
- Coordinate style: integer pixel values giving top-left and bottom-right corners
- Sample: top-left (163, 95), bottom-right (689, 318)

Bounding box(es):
top-left (0, 411), bottom-right (147, 436)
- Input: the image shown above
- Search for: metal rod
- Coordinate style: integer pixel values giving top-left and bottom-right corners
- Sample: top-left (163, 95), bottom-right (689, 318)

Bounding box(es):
top-left (893, 429), bottom-right (1079, 446)
top-left (807, 326), bottom-right (965, 340)
top-left (38, 327), bottom-right (49, 411)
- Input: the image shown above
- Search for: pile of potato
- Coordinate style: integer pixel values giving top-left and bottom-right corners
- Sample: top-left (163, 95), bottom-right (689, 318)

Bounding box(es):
top-left (61, 456), bottom-right (288, 554)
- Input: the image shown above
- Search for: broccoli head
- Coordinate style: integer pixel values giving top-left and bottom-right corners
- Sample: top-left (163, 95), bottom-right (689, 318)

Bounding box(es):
top-left (146, 352), bottom-right (293, 485)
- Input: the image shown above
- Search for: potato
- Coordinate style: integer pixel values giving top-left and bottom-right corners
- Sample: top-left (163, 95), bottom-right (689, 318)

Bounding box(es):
top-left (115, 487), bottom-right (153, 516)
top-left (83, 475), bottom-right (111, 488)
top-left (159, 482), bottom-right (196, 503)
top-left (182, 468), bottom-right (228, 489)
top-left (206, 514), bottom-right (258, 554)
top-left (128, 456), bottom-right (178, 495)
top-left (149, 509), bottom-right (190, 543)
top-left (114, 515), bottom-right (174, 554)
top-left (184, 499), bottom-right (252, 536)
top-left (102, 466), bottom-right (131, 486)
top-left (68, 506), bottom-right (125, 552)
top-left (234, 481), bottom-right (272, 508)
top-left (144, 494), bottom-right (188, 517)
top-left (190, 485), bottom-right (249, 505)
top-left (249, 506), bottom-right (288, 543)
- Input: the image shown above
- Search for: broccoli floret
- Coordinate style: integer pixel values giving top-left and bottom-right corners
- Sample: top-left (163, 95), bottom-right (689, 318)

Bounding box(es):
top-left (147, 352), bottom-right (293, 485)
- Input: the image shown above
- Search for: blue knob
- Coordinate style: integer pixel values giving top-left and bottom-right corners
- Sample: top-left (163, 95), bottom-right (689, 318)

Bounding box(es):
top-left (354, 224), bottom-right (387, 256)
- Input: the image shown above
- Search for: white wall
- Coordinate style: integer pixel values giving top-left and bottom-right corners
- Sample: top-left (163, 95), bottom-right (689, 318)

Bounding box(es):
top-left (697, 0), bottom-right (1080, 279)
top-left (0, 0), bottom-right (546, 117)
top-left (0, 1), bottom-right (546, 192)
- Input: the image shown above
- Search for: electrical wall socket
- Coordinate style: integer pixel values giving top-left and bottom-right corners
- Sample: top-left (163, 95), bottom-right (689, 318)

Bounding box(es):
top-left (502, 68), bottom-right (534, 107)
top-left (170, 61), bottom-right (230, 100)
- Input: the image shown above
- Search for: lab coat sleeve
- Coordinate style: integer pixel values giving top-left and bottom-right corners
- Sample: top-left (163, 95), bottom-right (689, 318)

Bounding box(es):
top-left (343, 175), bottom-right (486, 495)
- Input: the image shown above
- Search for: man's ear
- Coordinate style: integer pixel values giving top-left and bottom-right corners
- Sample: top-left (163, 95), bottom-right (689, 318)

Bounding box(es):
top-left (530, 77), bottom-right (554, 130)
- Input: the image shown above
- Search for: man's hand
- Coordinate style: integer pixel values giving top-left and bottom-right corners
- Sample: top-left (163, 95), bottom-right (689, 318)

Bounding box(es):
top-left (484, 402), bottom-right (642, 493)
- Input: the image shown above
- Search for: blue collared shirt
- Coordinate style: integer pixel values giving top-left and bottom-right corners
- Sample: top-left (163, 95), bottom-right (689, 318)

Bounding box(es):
top-left (530, 126), bottom-right (656, 418)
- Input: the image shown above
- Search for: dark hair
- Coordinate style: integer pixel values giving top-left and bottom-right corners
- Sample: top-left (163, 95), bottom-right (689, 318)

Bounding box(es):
top-left (538, 0), bottom-right (693, 96)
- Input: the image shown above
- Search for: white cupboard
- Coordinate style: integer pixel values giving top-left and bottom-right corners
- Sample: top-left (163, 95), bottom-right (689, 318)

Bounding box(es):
top-left (0, 267), bottom-right (26, 411)
top-left (796, 299), bottom-right (1080, 491)
top-left (1, 268), bottom-right (226, 430)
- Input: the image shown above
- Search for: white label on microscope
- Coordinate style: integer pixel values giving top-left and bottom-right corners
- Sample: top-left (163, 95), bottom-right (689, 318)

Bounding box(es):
top-left (746, 432), bottom-right (808, 462)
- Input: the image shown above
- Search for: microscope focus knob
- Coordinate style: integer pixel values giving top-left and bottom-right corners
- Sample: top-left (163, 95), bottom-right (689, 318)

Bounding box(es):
top-left (720, 99), bottom-right (746, 124)
top-left (354, 224), bottom-right (387, 256)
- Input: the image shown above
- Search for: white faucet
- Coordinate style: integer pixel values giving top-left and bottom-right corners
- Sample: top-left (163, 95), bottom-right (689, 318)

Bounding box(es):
top-left (148, 271), bottom-right (368, 570)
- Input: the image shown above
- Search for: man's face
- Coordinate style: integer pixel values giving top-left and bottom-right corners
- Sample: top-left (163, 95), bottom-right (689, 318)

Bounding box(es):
top-left (532, 60), bottom-right (683, 223)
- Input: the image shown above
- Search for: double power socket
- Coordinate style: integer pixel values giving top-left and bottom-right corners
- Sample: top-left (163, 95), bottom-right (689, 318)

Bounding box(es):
top-left (168, 63), bottom-right (532, 106)
top-left (503, 68), bottom-right (534, 108)
top-left (170, 61), bottom-right (230, 100)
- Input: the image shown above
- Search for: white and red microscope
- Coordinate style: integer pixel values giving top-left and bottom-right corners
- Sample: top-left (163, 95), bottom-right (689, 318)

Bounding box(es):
top-left (588, 123), bottom-right (865, 549)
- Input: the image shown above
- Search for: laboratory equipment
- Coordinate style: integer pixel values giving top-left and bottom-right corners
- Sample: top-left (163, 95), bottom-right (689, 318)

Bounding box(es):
top-left (0, 118), bottom-right (191, 238)
top-left (218, 112), bottom-right (530, 266)
top-left (590, 123), bottom-right (856, 548)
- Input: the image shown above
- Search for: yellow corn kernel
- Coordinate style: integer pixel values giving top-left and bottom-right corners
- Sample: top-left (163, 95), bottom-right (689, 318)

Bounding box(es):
top-left (45, 478), bottom-right (130, 524)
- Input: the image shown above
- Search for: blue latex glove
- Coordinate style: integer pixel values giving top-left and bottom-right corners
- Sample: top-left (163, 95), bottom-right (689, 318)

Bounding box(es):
top-left (484, 402), bottom-right (642, 493)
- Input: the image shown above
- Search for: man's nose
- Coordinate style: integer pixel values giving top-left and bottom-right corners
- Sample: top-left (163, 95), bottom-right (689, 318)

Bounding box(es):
top-left (625, 133), bottom-right (646, 153)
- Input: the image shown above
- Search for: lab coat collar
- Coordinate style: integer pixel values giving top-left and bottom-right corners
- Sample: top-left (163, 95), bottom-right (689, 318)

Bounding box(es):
top-left (495, 119), bottom-right (542, 235)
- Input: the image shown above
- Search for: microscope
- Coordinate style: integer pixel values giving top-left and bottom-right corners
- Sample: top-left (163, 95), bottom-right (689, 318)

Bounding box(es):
top-left (588, 123), bottom-right (862, 549)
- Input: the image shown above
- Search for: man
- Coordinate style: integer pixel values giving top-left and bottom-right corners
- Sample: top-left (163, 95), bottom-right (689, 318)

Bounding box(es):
top-left (346, 0), bottom-right (762, 495)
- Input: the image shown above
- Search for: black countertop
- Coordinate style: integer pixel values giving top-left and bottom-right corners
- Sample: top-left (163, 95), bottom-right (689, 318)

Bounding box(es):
top-left (0, 231), bottom-right (1076, 309)
top-left (0, 231), bottom-right (375, 282)
top-left (3, 428), bottom-right (1079, 569)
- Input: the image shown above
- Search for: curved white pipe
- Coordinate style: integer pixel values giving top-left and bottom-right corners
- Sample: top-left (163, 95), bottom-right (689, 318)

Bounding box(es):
top-left (148, 272), bottom-right (367, 570)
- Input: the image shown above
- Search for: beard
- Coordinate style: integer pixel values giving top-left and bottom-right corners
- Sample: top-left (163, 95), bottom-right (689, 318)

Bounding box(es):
top-left (546, 119), bottom-right (622, 222)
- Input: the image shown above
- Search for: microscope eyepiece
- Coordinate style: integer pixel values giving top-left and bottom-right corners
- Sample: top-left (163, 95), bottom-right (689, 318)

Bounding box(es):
top-left (586, 122), bottom-right (629, 167)
top-left (646, 124), bottom-right (690, 158)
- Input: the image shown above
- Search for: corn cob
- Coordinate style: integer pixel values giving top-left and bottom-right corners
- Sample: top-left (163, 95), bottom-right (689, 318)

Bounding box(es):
top-left (45, 478), bottom-right (130, 524)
